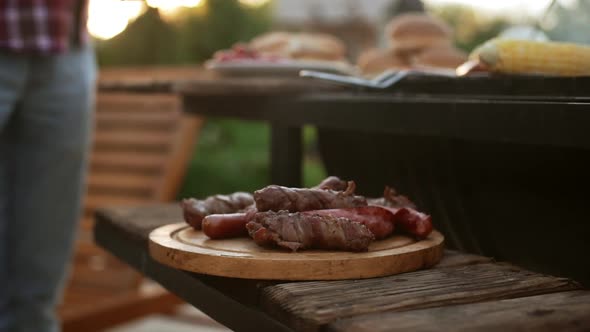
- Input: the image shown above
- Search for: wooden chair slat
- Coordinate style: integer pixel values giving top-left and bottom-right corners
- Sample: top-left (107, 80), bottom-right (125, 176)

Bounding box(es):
top-left (87, 172), bottom-right (157, 196)
top-left (84, 193), bottom-right (155, 213)
top-left (90, 152), bottom-right (166, 174)
top-left (93, 131), bottom-right (174, 152)
top-left (97, 93), bottom-right (179, 114)
top-left (96, 110), bottom-right (179, 122)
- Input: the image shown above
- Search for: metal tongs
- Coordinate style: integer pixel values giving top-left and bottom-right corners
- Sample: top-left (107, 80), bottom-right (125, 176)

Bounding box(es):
top-left (300, 66), bottom-right (469, 89)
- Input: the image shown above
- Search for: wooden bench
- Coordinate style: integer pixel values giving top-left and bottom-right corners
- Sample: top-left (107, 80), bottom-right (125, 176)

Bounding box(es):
top-left (59, 91), bottom-right (203, 332)
top-left (93, 204), bottom-right (590, 332)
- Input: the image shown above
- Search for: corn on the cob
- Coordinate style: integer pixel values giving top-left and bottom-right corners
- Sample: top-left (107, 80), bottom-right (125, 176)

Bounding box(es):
top-left (469, 38), bottom-right (590, 77)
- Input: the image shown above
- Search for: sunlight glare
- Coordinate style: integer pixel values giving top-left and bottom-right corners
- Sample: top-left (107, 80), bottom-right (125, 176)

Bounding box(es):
top-left (146, 0), bottom-right (205, 15)
top-left (87, 0), bottom-right (145, 40)
top-left (238, 0), bottom-right (271, 8)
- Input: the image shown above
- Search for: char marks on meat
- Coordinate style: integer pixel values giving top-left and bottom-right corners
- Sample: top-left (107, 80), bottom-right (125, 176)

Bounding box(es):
top-left (181, 192), bottom-right (254, 230)
top-left (254, 181), bottom-right (367, 213)
top-left (246, 211), bottom-right (374, 252)
top-left (303, 206), bottom-right (395, 239)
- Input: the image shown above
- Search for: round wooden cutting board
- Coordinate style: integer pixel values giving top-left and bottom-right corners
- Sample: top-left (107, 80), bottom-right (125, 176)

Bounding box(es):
top-left (149, 223), bottom-right (444, 280)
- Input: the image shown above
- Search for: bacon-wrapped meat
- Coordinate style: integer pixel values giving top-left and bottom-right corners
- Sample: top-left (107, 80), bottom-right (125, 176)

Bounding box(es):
top-left (246, 211), bottom-right (374, 252)
top-left (254, 181), bottom-right (367, 213)
top-left (303, 206), bottom-right (395, 239)
top-left (181, 192), bottom-right (254, 230)
top-left (312, 176), bottom-right (349, 191)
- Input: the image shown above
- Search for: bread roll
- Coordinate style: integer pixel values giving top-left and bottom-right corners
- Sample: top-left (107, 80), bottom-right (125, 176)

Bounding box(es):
top-left (248, 31), bottom-right (291, 58)
top-left (411, 47), bottom-right (467, 69)
top-left (385, 13), bottom-right (452, 53)
top-left (357, 48), bottom-right (409, 76)
top-left (288, 33), bottom-right (346, 61)
top-left (249, 32), bottom-right (346, 61)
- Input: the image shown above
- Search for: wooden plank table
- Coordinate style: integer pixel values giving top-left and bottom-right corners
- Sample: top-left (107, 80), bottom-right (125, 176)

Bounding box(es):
top-left (94, 204), bottom-right (590, 332)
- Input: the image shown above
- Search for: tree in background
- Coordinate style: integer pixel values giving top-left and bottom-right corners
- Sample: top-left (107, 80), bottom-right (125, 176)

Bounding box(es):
top-left (95, 8), bottom-right (178, 66)
top-left (96, 0), bottom-right (272, 67)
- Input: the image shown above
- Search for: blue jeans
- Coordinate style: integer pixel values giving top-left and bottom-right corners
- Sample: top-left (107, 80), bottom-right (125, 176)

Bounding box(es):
top-left (0, 47), bottom-right (96, 332)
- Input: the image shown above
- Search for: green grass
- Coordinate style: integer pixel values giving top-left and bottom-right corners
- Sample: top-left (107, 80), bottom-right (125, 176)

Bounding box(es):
top-left (179, 120), bottom-right (326, 199)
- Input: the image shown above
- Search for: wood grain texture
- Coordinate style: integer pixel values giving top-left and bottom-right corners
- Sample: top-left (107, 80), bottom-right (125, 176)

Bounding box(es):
top-left (328, 290), bottom-right (590, 332)
top-left (260, 263), bottom-right (580, 332)
top-left (149, 224), bottom-right (444, 280)
top-left (433, 249), bottom-right (493, 268)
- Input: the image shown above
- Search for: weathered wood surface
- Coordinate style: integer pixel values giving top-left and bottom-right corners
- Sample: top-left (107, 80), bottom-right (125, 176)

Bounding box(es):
top-left (328, 290), bottom-right (590, 332)
top-left (260, 263), bottom-right (579, 332)
top-left (94, 204), bottom-right (585, 332)
top-left (433, 249), bottom-right (492, 268)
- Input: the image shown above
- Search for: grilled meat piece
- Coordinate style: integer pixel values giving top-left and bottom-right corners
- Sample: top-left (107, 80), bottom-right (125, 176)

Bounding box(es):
top-left (254, 181), bottom-right (367, 213)
top-left (303, 206), bottom-right (395, 239)
top-left (368, 186), bottom-right (416, 209)
top-left (246, 211), bottom-right (374, 251)
top-left (368, 186), bottom-right (433, 239)
top-left (181, 192), bottom-right (254, 230)
top-left (202, 212), bottom-right (253, 239)
top-left (388, 207), bottom-right (433, 239)
top-left (312, 176), bottom-right (349, 191)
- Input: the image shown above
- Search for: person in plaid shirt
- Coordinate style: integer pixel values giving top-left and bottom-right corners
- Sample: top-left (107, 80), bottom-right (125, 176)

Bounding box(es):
top-left (0, 1), bottom-right (94, 331)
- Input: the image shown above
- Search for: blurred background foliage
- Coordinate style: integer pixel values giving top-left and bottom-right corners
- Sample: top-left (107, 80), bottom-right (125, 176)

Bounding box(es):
top-left (94, 0), bottom-right (586, 198)
top-left (96, 0), bottom-right (273, 66)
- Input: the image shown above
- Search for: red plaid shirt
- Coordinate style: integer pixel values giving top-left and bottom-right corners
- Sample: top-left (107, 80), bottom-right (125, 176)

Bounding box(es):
top-left (0, 0), bottom-right (88, 54)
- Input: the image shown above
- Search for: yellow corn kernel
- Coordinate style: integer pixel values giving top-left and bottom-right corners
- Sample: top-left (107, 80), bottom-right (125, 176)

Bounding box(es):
top-left (470, 38), bottom-right (590, 77)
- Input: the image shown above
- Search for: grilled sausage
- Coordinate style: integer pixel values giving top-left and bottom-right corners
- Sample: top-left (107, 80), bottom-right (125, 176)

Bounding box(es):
top-left (202, 213), bottom-right (250, 239)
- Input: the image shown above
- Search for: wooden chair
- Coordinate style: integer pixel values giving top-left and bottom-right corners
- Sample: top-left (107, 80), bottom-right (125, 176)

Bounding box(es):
top-left (59, 90), bottom-right (203, 332)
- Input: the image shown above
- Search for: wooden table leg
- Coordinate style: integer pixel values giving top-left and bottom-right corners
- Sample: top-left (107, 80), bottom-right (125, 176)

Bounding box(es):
top-left (270, 123), bottom-right (302, 187)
